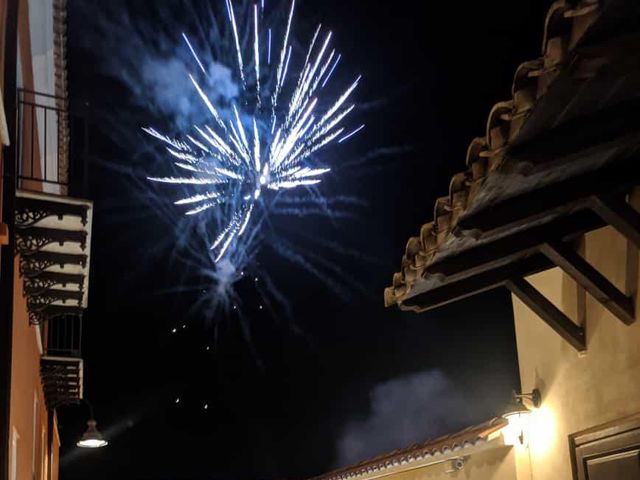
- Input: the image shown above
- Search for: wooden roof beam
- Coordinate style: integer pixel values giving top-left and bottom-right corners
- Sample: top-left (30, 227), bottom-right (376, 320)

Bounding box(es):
top-left (541, 241), bottom-right (635, 325)
top-left (540, 242), bottom-right (635, 325)
top-left (506, 277), bottom-right (586, 352)
top-left (590, 194), bottom-right (640, 249)
top-left (401, 254), bottom-right (553, 313)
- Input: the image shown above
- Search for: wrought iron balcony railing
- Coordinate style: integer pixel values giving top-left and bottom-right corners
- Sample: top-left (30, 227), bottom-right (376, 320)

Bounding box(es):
top-left (17, 89), bottom-right (69, 193)
top-left (45, 314), bottom-right (82, 358)
top-left (16, 88), bottom-right (89, 197)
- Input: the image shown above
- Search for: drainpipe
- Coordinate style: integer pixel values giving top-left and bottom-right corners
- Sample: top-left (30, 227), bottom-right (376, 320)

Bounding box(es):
top-left (0, 1), bottom-right (19, 479)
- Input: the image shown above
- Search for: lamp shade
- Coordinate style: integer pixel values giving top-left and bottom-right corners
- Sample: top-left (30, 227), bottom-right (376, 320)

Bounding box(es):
top-left (501, 400), bottom-right (531, 446)
top-left (77, 419), bottom-right (108, 448)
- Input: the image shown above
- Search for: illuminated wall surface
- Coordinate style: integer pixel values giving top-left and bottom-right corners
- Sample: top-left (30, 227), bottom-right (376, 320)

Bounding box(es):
top-left (512, 189), bottom-right (640, 480)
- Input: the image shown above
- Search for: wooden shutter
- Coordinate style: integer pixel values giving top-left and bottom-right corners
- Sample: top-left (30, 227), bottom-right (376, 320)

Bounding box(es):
top-left (570, 414), bottom-right (640, 480)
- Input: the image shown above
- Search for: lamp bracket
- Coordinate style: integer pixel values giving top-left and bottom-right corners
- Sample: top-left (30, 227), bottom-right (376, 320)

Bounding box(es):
top-left (515, 388), bottom-right (542, 408)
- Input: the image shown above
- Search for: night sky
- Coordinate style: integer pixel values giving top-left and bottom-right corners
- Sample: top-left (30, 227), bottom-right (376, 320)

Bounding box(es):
top-left (59, 1), bottom-right (549, 479)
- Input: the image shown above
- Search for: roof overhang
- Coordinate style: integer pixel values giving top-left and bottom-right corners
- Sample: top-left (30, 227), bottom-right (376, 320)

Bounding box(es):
top-left (386, 0), bottom-right (640, 345)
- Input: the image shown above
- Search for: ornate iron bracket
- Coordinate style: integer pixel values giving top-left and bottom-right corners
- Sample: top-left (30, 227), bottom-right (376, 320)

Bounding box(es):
top-left (15, 196), bottom-right (88, 227)
top-left (15, 227), bottom-right (87, 255)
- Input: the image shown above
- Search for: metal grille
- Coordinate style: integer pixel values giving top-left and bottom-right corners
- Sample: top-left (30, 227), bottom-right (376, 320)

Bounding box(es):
top-left (45, 314), bottom-right (82, 357)
top-left (17, 89), bottom-right (69, 194)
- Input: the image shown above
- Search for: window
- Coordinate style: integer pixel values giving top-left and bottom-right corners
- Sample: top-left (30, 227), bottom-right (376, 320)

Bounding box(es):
top-left (40, 427), bottom-right (46, 480)
top-left (570, 414), bottom-right (640, 480)
top-left (10, 427), bottom-right (19, 480)
top-left (32, 394), bottom-right (38, 479)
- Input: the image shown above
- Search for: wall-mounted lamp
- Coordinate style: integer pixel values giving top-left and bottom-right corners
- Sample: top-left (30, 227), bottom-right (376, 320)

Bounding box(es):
top-left (76, 400), bottom-right (108, 449)
top-left (501, 389), bottom-right (541, 446)
top-left (514, 389), bottom-right (541, 409)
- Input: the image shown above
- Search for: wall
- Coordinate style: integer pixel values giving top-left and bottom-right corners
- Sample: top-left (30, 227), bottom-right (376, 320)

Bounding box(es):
top-left (8, 257), bottom-right (50, 480)
top-left (511, 190), bottom-right (640, 480)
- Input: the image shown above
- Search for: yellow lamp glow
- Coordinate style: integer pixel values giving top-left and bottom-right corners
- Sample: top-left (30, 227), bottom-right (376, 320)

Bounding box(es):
top-left (528, 405), bottom-right (556, 456)
top-left (501, 389), bottom-right (541, 447)
top-left (502, 405), bottom-right (531, 446)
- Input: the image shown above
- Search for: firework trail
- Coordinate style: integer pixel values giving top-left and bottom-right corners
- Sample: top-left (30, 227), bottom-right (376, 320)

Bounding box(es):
top-left (147, 0), bottom-right (364, 263)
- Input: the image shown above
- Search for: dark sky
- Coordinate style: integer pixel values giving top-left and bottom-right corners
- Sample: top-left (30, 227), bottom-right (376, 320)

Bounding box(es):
top-left (59, 1), bottom-right (550, 479)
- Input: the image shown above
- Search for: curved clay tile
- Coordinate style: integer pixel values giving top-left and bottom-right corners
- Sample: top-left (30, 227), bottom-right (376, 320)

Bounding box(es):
top-left (405, 236), bottom-right (421, 259)
top-left (512, 59), bottom-right (543, 110)
top-left (465, 136), bottom-right (488, 168)
top-left (449, 173), bottom-right (470, 228)
top-left (419, 222), bottom-right (436, 252)
top-left (385, 0), bottom-right (601, 309)
top-left (433, 197), bottom-right (452, 246)
top-left (485, 101), bottom-right (514, 151)
top-left (448, 172), bottom-right (468, 195)
top-left (392, 272), bottom-right (404, 289)
top-left (542, 1), bottom-right (573, 55)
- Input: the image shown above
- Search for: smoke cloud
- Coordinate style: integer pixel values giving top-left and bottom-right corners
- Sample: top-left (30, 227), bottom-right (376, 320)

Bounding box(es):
top-left (336, 370), bottom-right (473, 467)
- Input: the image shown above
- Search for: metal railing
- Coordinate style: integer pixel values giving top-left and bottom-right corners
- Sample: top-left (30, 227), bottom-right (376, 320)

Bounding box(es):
top-left (17, 89), bottom-right (70, 193)
top-left (45, 314), bottom-right (82, 358)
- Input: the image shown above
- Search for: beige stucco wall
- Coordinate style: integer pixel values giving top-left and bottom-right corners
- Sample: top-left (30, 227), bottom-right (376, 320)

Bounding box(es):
top-left (355, 446), bottom-right (517, 480)
top-left (9, 257), bottom-right (54, 480)
top-left (511, 191), bottom-right (640, 480)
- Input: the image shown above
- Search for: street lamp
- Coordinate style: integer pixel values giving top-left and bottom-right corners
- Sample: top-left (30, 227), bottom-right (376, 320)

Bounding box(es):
top-left (77, 401), bottom-right (108, 449)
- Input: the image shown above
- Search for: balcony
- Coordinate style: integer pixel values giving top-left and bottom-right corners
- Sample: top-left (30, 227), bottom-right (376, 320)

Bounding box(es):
top-left (40, 315), bottom-right (84, 409)
top-left (13, 89), bottom-right (93, 325)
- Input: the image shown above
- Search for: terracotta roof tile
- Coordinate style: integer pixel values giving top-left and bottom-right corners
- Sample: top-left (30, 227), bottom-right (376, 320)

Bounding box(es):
top-left (309, 417), bottom-right (507, 480)
top-left (385, 0), bottom-right (605, 308)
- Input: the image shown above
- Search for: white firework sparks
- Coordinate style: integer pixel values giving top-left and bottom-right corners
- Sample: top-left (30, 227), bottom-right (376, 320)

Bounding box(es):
top-left (147, 0), bottom-right (364, 262)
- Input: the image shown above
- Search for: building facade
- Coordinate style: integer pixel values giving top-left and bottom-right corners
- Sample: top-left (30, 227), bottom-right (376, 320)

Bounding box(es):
top-left (1, 1), bottom-right (93, 479)
top-left (380, 0), bottom-right (640, 479)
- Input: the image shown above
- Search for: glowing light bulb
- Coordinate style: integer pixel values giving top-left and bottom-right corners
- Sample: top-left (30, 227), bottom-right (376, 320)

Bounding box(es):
top-left (502, 410), bottom-right (531, 446)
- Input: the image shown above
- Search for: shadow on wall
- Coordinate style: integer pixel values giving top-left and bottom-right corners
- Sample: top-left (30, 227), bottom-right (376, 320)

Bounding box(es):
top-left (335, 370), bottom-right (474, 468)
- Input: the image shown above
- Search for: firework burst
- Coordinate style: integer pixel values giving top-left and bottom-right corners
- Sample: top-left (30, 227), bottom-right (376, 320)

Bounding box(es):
top-left (147, 0), bottom-right (364, 262)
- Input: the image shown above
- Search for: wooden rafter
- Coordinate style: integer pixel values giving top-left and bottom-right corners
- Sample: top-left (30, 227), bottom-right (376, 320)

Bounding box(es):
top-left (401, 254), bottom-right (552, 312)
top-left (590, 194), bottom-right (640, 249)
top-left (506, 277), bottom-right (586, 352)
top-left (540, 241), bottom-right (635, 325)
top-left (426, 209), bottom-right (604, 279)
